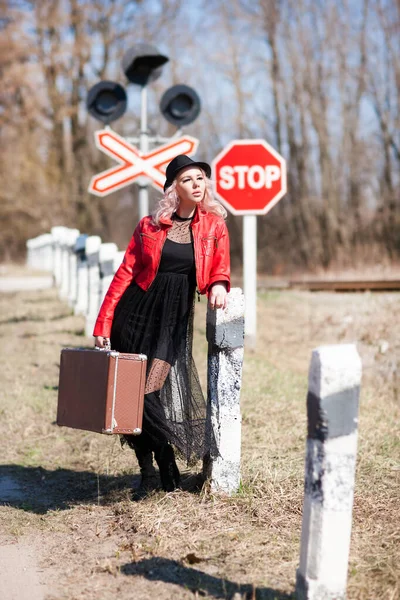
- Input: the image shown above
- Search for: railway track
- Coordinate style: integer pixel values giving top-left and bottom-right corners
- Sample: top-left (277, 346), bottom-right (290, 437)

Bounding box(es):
top-left (232, 277), bottom-right (400, 292)
top-left (281, 279), bottom-right (400, 292)
top-left (288, 279), bottom-right (400, 292)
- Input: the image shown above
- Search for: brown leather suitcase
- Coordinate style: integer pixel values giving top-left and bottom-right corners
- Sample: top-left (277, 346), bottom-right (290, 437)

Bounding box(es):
top-left (57, 348), bottom-right (147, 435)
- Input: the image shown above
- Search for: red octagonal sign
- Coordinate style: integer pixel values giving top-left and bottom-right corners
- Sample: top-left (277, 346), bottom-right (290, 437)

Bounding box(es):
top-left (212, 139), bottom-right (287, 215)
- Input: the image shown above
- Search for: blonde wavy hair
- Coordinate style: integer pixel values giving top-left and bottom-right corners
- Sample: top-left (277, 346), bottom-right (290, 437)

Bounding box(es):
top-left (152, 169), bottom-right (227, 226)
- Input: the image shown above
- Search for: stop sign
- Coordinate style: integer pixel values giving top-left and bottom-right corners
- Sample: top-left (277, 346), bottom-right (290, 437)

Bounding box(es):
top-left (212, 139), bottom-right (287, 215)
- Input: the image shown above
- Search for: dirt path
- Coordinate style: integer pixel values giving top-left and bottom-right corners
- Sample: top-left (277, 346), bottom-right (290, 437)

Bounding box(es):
top-left (0, 280), bottom-right (399, 599)
top-left (0, 276), bottom-right (53, 292)
top-left (0, 539), bottom-right (47, 600)
top-left (0, 264), bottom-right (54, 292)
top-left (0, 271), bottom-right (54, 599)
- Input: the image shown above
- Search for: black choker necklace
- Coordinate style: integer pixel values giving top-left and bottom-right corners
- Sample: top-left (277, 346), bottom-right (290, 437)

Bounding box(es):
top-left (173, 213), bottom-right (194, 221)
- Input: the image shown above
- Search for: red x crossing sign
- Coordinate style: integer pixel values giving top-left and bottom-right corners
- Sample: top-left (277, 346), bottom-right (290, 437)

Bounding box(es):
top-left (88, 129), bottom-right (199, 196)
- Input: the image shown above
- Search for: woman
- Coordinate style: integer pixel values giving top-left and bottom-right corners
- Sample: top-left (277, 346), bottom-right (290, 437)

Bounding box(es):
top-left (93, 154), bottom-right (230, 492)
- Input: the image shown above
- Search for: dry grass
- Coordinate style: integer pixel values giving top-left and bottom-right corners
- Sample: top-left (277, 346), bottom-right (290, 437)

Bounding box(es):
top-left (0, 283), bottom-right (399, 599)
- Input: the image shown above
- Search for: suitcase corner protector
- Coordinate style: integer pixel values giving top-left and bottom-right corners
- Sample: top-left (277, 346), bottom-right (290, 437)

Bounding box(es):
top-left (101, 428), bottom-right (113, 434)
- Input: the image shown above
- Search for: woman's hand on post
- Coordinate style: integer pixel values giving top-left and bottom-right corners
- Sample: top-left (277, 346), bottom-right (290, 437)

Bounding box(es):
top-left (94, 336), bottom-right (110, 349)
top-left (208, 282), bottom-right (228, 310)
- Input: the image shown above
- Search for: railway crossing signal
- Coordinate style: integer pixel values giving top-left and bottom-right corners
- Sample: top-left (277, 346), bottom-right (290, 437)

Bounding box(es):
top-left (88, 130), bottom-right (199, 196)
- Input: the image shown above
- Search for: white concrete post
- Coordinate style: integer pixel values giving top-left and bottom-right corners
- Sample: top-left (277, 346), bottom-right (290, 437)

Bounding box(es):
top-left (26, 238), bottom-right (35, 269)
top-left (39, 233), bottom-right (54, 271)
top-left (26, 236), bottom-right (39, 270)
top-left (59, 228), bottom-right (79, 300)
top-left (51, 227), bottom-right (68, 288)
top-left (59, 232), bottom-right (69, 298)
top-left (26, 234), bottom-right (54, 271)
top-left (99, 242), bottom-right (118, 304)
top-left (87, 247), bottom-right (123, 312)
top-left (74, 234), bottom-right (89, 315)
top-left (67, 232), bottom-right (79, 307)
top-left (113, 250), bottom-right (125, 274)
top-left (63, 229), bottom-right (80, 305)
top-left (296, 344), bottom-right (362, 600)
top-left (203, 287), bottom-right (245, 494)
top-left (85, 235), bottom-right (102, 337)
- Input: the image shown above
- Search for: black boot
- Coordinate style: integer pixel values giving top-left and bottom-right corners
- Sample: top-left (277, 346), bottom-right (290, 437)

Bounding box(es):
top-left (154, 444), bottom-right (180, 492)
top-left (134, 447), bottom-right (158, 492)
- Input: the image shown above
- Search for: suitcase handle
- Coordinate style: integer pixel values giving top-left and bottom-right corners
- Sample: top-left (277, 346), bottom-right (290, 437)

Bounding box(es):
top-left (94, 343), bottom-right (147, 362)
top-left (95, 338), bottom-right (111, 351)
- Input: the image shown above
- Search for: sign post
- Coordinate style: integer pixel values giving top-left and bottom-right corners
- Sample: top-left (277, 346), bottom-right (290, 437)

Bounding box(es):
top-left (212, 140), bottom-right (287, 346)
top-left (243, 214), bottom-right (257, 346)
top-left (138, 85), bottom-right (149, 219)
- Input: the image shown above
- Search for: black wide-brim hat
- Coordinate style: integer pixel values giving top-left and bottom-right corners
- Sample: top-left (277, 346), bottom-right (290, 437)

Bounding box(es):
top-left (164, 154), bottom-right (211, 192)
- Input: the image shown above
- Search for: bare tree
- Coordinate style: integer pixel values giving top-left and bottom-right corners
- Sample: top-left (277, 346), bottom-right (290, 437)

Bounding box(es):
top-left (1, 0), bottom-right (399, 272)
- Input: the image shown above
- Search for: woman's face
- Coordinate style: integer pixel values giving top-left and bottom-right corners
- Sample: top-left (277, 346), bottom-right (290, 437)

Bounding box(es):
top-left (175, 167), bottom-right (206, 205)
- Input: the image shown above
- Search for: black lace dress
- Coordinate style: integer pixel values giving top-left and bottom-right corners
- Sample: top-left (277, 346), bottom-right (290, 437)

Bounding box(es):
top-left (110, 213), bottom-right (209, 464)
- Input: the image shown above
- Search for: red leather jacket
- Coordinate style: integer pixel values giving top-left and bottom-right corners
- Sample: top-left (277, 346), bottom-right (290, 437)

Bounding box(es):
top-left (93, 208), bottom-right (230, 337)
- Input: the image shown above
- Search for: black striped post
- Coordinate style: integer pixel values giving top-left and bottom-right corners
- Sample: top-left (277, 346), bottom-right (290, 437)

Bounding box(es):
top-left (296, 344), bottom-right (362, 600)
